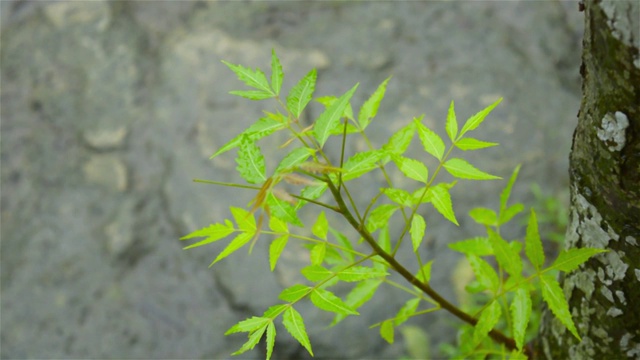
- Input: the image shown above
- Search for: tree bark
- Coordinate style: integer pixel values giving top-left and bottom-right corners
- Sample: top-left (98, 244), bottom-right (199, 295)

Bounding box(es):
top-left (534, 0), bottom-right (640, 358)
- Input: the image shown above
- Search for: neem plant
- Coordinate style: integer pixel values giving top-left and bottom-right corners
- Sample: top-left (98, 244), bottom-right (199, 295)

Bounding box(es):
top-left (182, 51), bottom-right (605, 359)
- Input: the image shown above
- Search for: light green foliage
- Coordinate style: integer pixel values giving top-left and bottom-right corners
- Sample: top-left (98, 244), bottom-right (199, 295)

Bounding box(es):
top-left (183, 51), bottom-right (604, 359)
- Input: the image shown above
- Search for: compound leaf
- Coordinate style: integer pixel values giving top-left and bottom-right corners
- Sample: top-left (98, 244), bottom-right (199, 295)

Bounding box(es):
top-left (310, 288), bottom-right (359, 315)
top-left (540, 274), bottom-right (580, 340)
top-left (444, 158), bottom-right (501, 180)
top-left (410, 214), bottom-right (427, 252)
top-left (283, 307), bottom-right (313, 356)
top-left (287, 69), bottom-right (316, 118)
top-left (314, 84), bottom-right (359, 148)
top-left (359, 77), bottom-right (390, 130)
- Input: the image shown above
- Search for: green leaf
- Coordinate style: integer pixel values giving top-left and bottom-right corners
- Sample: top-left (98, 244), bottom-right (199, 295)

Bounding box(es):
top-left (310, 288), bottom-right (359, 315)
top-left (380, 319), bottom-right (394, 344)
top-left (310, 243), bottom-right (326, 265)
top-left (427, 184), bottom-right (459, 225)
top-left (358, 77), bottom-right (390, 130)
top-left (455, 137), bottom-right (499, 151)
top-left (525, 209), bottom-right (545, 271)
top-left (328, 227), bottom-right (355, 262)
top-left (225, 316), bottom-right (270, 335)
top-left (550, 248), bottom-right (607, 273)
top-left (282, 307), bottom-right (313, 356)
top-left (510, 287), bottom-right (532, 350)
top-left (336, 266), bottom-right (388, 282)
top-left (332, 279), bottom-right (382, 326)
top-left (395, 298), bottom-right (420, 326)
top-left (269, 235), bottom-right (289, 271)
top-left (231, 325), bottom-right (267, 356)
top-left (500, 165), bottom-right (521, 215)
top-left (415, 119), bottom-right (445, 161)
top-left (269, 216), bottom-right (288, 233)
top-left (410, 214), bottom-right (427, 252)
top-left (230, 207), bottom-right (256, 232)
top-left (228, 89), bottom-right (273, 100)
top-left (448, 237), bottom-right (493, 256)
top-left (266, 321), bottom-right (276, 360)
top-left (279, 284), bottom-right (311, 302)
top-left (446, 100), bottom-right (458, 142)
top-left (540, 274), bottom-right (580, 340)
top-left (210, 116), bottom-right (285, 159)
top-left (313, 83), bottom-right (359, 148)
top-left (267, 193), bottom-right (304, 227)
top-left (383, 121), bottom-right (415, 155)
top-left (500, 203), bottom-right (524, 225)
top-left (236, 136), bottom-right (267, 184)
top-left (395, 156), bottom-right (429, 183)
top-left (263, 304), bottom-right (288, 318)
top-left (473, 300), bottom-right (501, 346)
top-left (275, 147), bottom-right (315, 173)
top-left (211, 232), bottom-right (253, 266)
top-left (181, 220), bottom-right (234, 249)
top-left (271, 49), bottom-right (284, 96)
top-left (301, 265), bottom-right (333, 282)
top-left (382, 188), bottom-right (413, 207)
top-left (312, 211), bottom-right (329, 240)
top-left (222, 60), bottom-right (273, 95)
top-left (444, 158), bottom-right (501, 180)
top-left (342, 150), bottom-right (384, 181)
top-left (378, 225), bottom-right (391, 253)
top-left (488, 229), bottom-right (522, 277)
top-left (416, 261), bottom-right (433, 284)
top-left (366, 204), bottom-right (398, 232)
top-left (469, 207), bottom-right (498, 226)
top-left (316, 96), bottom-right (354, 121)
top-left (287, 69), bottom-right (317, 118)
top-left (459, 98), bottom-right (503, 138)
top-left (467, 254), bottom-right (499, 292)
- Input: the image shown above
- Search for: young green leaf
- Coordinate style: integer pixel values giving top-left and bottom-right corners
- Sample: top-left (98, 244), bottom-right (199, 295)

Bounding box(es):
top-left (336, 266), bottom-right (388, 282)
top-left (210, 232), bottom-right (253, 266)
top-left (328, 227), bottom-right (355, 262)
top-left (230, 207), bottom-right (256, 232)
top-left (271, 49), bottom-right (284, 96)
top-left (467, 254), bottom-right (499, 292)
top-left (443, 158), bottom-right (501, 180)
top-left (549, 248), bottom-right (607, 273)
top-left (267, 193), bottom-right (304, 227)
top-left (228, 90), bottom-right (274, 100)
top-left (313, 83), bottom-right (359, 148)
top-left (366, 204), bottom-right (398, 232)
top-left (269, 235), bottom-right (289, 271)
top-left (310, 243), bottom-right (326, 265)
top-left (181, 220), bottom-right (235, 249)
top-left (287, 69), bottom-right (317, 118)
top-left (266, 321), bottom-right (276, 360)
top-left (469, 207), bottom-right (498, 226)
top-left (455, 137), bottom-right (499, 151)
top-left (395, 298), bottom-right (420, 326)
top-left (446, 100), bottom-right (458, 142)
top-left (231, 325), bottom-right (267, 356)
top-left (332, 279), bottom-right (382, 326)
top-left (525, 209), bottom-right (545, 271)
top-left (210, 116), bottom-right (285, 159)
top-left (269, 216), bottom-right (288, 233)
top-left (282, 307), bottom-right (313, 356)
top-left (301, 265), bottom-right (333, 282)
top-left (275, 147), bottom-right (315, 173)
top-left (500, 203), bottom-right (524, 225)
top-left (416, 261), bottom-right (433, 284)
top-left (263, 304), bottom-right (288, 319)
top-left (378, 224), bottom-right (392, 253)
top-left (383, 121), bottom-right (415, 155)
top-left (395, 156), bottom-right (429, 183)
top-left (380, 319), bottom-right (395, 344)
top-left (310, 288), bottom-right (359, 315)
top-left (500, 165), bottom-right (521, 215)
top-left (382, 188), bottom-right (413, 207)
top-left (448, 237), bottom-right (493, 256)
top-left (488, 229), bottom-right (522, 277)
top-left (222, 60), bottom-right (274, 96)
top-left (358, 77), bottom-right (390, 130)
top-left (473, 300), bottom-right (501, 346)
top-left (236, 136), bottom-right (267, 184)
top-left (312, 211), bottom-right (329, 240)
top-left (459, 98), bottom-right (503, 138)
top-left (410, 214), bottom-right (427, 252)
top-left (415, 120), bottom-right (445, 161)
top-left (225, 316), bottom-right (270, 335)
top-left (540, 274), bottom-right (580, 340)
top-left (279, 284), bottom-right (312, 302)
top-left (510, 287), bottom-right (532, 350)
top-left (427, 184), bottom-right (459, 225)
top-left (342, 150), bottom-right (384, 181)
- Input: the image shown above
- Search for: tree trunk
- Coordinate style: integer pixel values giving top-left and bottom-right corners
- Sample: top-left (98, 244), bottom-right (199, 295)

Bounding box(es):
top-left (534, 0), bottom-right (640, 358)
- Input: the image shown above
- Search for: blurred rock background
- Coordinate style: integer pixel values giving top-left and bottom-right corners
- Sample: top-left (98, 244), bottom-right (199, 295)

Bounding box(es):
top-left (1, 1), bottom-right (582, 359)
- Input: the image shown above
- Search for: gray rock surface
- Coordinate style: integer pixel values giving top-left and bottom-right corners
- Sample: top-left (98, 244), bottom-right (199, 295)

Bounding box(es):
top-left (1, 1), bottom-right (582, 359)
